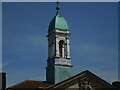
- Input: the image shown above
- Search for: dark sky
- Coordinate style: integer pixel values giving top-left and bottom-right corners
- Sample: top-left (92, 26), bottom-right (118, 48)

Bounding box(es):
top-left (2, 2), bottom-right (118, 87)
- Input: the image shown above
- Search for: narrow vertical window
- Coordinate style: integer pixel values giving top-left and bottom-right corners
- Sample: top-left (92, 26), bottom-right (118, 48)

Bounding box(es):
top-left (59, 40), bottom-right (65, 57)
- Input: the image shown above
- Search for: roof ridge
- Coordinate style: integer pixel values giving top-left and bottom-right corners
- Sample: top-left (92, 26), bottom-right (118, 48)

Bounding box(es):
top-left (9, 80), bottom-right (52, 88)
top-left (25, 80), bottom-right (46, 82)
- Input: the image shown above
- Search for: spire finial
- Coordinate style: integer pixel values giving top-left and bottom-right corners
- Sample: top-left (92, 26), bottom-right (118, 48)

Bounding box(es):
top-left (56, 1), bottom-right (60, 14)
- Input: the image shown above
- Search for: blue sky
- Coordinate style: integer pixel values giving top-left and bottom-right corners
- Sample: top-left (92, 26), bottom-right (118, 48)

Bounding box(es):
top-left (2, 2), bottom-right (118, 87)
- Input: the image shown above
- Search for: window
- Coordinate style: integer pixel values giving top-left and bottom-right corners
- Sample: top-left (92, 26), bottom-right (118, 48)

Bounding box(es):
top-left (59, 40), bottom-right (65, 57)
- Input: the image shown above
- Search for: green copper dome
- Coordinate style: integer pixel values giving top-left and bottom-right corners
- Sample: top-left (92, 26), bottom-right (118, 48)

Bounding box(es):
top-left (48, 13), bottom-right (69, 31)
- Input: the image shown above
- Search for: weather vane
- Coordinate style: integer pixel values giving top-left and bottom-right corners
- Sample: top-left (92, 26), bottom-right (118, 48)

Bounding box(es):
top-left (56, 1), bottom-right (60, 13)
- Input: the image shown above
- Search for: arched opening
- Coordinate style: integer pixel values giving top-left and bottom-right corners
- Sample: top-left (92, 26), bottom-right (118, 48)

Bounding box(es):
top-left (59, 40), bottom-right (65, 57)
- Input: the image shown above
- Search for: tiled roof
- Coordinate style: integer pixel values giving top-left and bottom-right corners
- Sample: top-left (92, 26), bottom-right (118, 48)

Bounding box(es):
top-left (9, 80), bottom-right (53, 89)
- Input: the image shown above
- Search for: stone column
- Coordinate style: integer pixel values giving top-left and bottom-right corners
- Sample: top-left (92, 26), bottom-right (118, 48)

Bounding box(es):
top-left (62, 44), bottom-right (65, 57)
top-left (66, 37), bottom-right (70, 58)
top-left (64, 44), bottom-right (67, 58)
top-left (56, 38), bottom-right (59, 57)
top-left (52, 43), bottom-right (56, 57)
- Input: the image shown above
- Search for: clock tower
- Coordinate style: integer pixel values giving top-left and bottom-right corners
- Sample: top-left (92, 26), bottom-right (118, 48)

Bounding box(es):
top-left (46, 3), bottom-right (72, 84)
